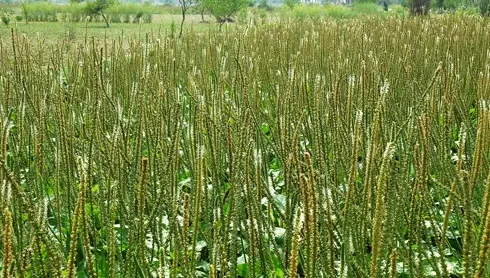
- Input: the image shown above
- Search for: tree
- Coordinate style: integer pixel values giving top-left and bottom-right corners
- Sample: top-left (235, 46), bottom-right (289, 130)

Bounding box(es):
top-left (196, 2), bottom-right (207, 22)
top-left (410, 0), bottom-right (430, 15)
top-left (201, 0), bottom-right (249, 28)
top-left (71, 0), bottom-right (115, 28)
top-left (258, 0), bottom-right (273, 11)
top-left (21, 1), bottom-right (29, 24)
top-left (436, 0), bottom-right (444, 9)
top-left (284, 0), bottom-right (299, 9)
top-left (85, 0), bottom-right (115, 27)
top-left (480, 0), bottom-right (490, 15)
top-left (179, 0), bottom-right (199, 38)
top-left (1, 13), bottom-right (10, 26)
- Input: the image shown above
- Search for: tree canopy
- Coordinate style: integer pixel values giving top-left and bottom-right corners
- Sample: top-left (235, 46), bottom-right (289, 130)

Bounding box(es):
top-left (71, 0), bottom-right (115, 27)
top-left (201, 0), bottom-right (249, 24)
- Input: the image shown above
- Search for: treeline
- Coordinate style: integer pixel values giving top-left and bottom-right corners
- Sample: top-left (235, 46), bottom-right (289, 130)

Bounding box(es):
top-left (0, 2), bottom-right (154, 23)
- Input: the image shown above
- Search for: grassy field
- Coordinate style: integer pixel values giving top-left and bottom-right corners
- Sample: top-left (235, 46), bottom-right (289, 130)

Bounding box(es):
top-left (1, 14), bottom-right (490, 278)
top-left (0, 14), bottom-right (215, 45)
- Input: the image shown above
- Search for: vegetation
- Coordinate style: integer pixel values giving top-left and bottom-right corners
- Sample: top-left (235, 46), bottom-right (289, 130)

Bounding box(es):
top-left (201, 0), bottom-right (249, 26)
top-left (79, 0), bottom-right (116, 27)
top-left (410, 0), bottom-right (431, 15)
top-left (0, 12), bottom-right (8, 25)
top-left (284, 0), bottom-right (299, 9)
top-left (178, 0), bottom-right (199, 37)
top-left (1, 15), bottom-right (490, 277)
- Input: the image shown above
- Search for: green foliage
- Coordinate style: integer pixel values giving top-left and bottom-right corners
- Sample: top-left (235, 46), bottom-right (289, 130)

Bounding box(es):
top-left (356, 0), bottom-right (377, 4)
top-left (480, 0), bottom-right (490, 14)
top-left (201, 0), bottom-right (249, 22)
top-left (84, 0), bottom-right (115, 26)
top-left (21, 2), bottom-right (58, 22)
top-left (284, 0), bottom-right (299, 9)
top-left (352, 2), bottom-right (383, 14)
top-left (283, 3), bottom-right (387, 19)
top-left (1, 12), bottom-right (9, 25)
top-left (323, 4), bottom-right (354, 18)
top-left (66, 0), bottom-right (117, 26)
top-left (65, 3), bottom-right (86, 22)
top-left (455, 5), bottom-right (480, 15)
top-left (389, 4), bottom-right (408, 16)
top-left (258, 0), bottom-right (273, 11)
top-left (410, 0), bottom-right (431, 14)
top-left (106, 3), bottom-right (152, 23)
top-left (237, 6), bottom-right (248, 23)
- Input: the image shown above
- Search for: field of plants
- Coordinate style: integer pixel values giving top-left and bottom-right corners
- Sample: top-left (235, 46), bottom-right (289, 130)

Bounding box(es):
top-left (1, 15), bottom-right (490, 278)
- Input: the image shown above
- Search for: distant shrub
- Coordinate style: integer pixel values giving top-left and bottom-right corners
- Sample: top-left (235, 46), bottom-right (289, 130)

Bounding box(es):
top-left (109, 13), bottom-right (121, 23)
top-left (283, 3), bottom-right (387, 20)
top-left (60, 13), bottom-right (68, 22)
top-left (455, 5), bottom-right (481, 17)
top-left (237, 7), bottom-right (248, 23)
top-left (123, 13), bottom-right (130, 23)
top-left (323, 4), bottom-right (354, 19)
top-left (0, 7), bottom-right (14, 15)
top-left (133, 11), bottom-right (143, 23)
top-left (352, 2), bottom-right (383, 15)
top-left (293, 4), bottom-right (325, 19)
top-left (258, 0), bottom-right (273, 11)
top-left (143, 13), bottom-right (151, 23)
top-left (389, 4), bottom-right (408, 17)
top-left (24, 2), bottom-right (58, 22)
top-left (67, 3), bottom-right (85, 22)
top-left (252, 6), bottom-right (268, 22)
top-left (1, 13), bottom-right (9, 26)
top-left (107, 4), bottom-right (152, 24)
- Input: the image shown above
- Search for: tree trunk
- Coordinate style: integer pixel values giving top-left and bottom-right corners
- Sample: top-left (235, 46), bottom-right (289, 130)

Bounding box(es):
top-left (101, 12), bottom-right (109, 28)
top-left (410, 0), bottom-right (430, 15)
top-left (179, 9), bottom-right (186, 38)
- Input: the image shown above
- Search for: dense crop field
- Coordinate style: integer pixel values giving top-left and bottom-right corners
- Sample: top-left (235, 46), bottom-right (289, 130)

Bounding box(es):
top-left (2, 16), bottom-right (490, 277)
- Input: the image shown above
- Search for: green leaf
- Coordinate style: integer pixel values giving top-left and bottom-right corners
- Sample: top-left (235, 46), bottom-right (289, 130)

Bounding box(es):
top-left (237, 254), bottom-right (249, 277)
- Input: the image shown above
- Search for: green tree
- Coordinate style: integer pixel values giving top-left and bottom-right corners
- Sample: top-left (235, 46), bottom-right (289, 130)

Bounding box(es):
top-left (258, 0), bottom-right (273, 11)
top-left (196, 1), bottom-right (207, 22)
top-left (436, 0), bottom-right (444, 9)
top-left (1, 13), bottom-right (10, 26)
top-left (283, 0), bottom-right (299, 9)
top-left (71, 0), bottom-right (115, 28)
top-left (410, 0), bottom-right (430, 14)
top-left (201, 0), bottom-right (249, 27)
top-left (179, 0), bottom-right (199, 38)
top-left (85, 0), bottom-right (115, 27)
top-left (21, 1), bottom-right (29, 24)
top-left (480, 0), bottom-right (490, 15)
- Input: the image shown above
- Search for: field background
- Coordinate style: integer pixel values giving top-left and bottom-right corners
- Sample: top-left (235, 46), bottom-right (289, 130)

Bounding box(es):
top-left (2, 2), bottom-right (490, 278)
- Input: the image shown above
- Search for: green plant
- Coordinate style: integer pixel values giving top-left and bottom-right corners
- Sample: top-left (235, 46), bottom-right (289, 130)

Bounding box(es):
top-left (284, 0), bottom-right (299, 9)
top-left (21, 2), bottom-right (58, 22)
top-left (201, 0), bottom-right (249, 27)
top-left (74, 0), bottom-right (115, 27)
top-left (389, 4), bottom-right (408, 16)
top-left (143, 12), bottom-right (151, 23)
top-left (1, 12), bottom-right (9, 25)
top-left (237, 7), bottom-right (248, 23)
top-left (411, 0), bottom-right (431, 14)
top-left (352, 2), bottom-right (383, 15)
